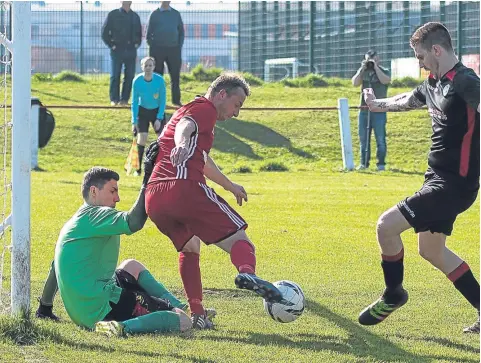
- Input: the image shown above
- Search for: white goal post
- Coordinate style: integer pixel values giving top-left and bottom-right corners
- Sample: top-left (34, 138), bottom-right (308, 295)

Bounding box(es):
top-left (0, 1), bottom-right (32, 315)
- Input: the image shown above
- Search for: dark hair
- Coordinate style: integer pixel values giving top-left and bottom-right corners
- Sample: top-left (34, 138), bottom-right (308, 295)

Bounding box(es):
top-left (81, 167), bottom-right (119, 201)
top-left (410, 22), bottom-right (453, 51)
top-left (365, 50), bottom-right (377, 58)
top-left (209, 73), bottom-right (251, 97)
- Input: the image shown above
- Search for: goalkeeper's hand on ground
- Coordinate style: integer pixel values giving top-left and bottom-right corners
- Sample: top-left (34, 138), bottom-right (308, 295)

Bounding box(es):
top-left (142, 140), bottom-right (159, 186)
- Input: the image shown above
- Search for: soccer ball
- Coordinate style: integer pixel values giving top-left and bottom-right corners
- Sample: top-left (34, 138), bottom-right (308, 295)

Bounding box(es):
top-left (263, 280), bottom-right (305, 323)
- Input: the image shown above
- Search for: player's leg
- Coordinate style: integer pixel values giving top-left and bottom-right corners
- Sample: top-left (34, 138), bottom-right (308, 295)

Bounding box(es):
top-left (35, 260), bottom-right (59, 321)
top-left (135, 107), bottom-right (151, 175)
top-left (215, 230), bottom-right (283, 303)
top-left (96, 308), bottom-right (191, 337)
top-left (372, 112), bottom-right (387, 171)
top-left (178, 236), bottom-right (214, 329)
top-left (358, 206), bottom-right (411, 325)
top-left (116, 259), bottom-right (186, 309)
top-left (418, 231), bottom-right (480, 333)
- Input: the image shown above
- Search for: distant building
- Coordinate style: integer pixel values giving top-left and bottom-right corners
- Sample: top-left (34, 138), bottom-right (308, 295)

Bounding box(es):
top-left (27, 2), bottom-right (238, 74)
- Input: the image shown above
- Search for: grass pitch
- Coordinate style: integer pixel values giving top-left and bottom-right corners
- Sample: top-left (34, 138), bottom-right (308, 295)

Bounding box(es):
top-left (0, 77), bottom-right (478, 363)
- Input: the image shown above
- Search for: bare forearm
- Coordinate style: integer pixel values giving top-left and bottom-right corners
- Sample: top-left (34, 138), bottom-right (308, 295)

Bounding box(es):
top-left (374, 67), bottom-right (391, 85)
top-left (352, 69), bottom-right (364, 86)
top-left (204, 155), bottom-right (231, 189)
top-left (368, 91), bottom-right (424, 112)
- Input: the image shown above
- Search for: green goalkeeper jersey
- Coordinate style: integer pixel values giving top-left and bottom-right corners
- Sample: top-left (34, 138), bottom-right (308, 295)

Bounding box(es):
top-left (54, 203), bottom-right (133, 329)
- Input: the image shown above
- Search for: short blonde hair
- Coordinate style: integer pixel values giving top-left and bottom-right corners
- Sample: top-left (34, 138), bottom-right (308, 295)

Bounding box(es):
top-left (140, 56), bottom-right (156, 68)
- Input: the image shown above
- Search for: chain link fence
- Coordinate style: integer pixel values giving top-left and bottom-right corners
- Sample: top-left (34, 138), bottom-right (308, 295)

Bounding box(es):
top-left (239, 1), bottom-right (480, 80)
top-left (0, 2), bottom-right (238, 75)
top-left (0, 2), bottom-right (478, 80)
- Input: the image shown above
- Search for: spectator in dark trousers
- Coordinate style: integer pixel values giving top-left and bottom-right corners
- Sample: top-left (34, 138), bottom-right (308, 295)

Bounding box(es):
top-left (147, 1), bottom-right (184, 107)
top-left (102, 2), bottom-right (142, 106)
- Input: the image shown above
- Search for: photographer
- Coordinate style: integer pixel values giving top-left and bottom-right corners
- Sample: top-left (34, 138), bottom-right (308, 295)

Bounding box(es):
top-left (352, 50), bottom-right (391, 171)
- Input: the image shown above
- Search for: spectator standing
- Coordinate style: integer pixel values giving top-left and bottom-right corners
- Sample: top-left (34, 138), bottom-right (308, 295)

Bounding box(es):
top-left (102, 1), bottom-right (142, 106)
top-left (147, 1), bottom-right (184, 107)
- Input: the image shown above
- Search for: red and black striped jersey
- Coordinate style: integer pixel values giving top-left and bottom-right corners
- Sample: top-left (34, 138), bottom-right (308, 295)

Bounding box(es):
top-left (150, 97), bottom-right (217, 183)
top-left (413, 62), bottom-right (480, 186)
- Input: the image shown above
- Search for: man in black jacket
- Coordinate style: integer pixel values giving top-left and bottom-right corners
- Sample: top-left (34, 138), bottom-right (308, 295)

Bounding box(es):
top-left (147, 1), bottom-right (184, 107)
top-left (102, 2), bottom-right (142, 106)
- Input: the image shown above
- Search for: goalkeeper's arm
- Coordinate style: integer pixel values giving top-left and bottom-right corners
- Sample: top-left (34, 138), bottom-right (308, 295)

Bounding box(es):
top-left (126, 140), bottom-right (159, 232)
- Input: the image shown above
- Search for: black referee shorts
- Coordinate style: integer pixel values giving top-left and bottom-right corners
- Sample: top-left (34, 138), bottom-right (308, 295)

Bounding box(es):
top-left (397, 169), bottom-right (478, 236)
top-left (137, 106), bottom-right (163, 133)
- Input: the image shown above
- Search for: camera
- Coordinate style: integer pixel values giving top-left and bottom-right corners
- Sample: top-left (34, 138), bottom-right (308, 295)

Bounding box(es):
top-left (364, 50), bottom-right (377, 70)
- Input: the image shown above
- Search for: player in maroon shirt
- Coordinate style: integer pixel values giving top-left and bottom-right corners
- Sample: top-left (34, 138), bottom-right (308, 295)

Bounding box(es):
top-left (358, 23), bottom-right (480, 333)
top-left (146, 73), bottom-right (282, 329)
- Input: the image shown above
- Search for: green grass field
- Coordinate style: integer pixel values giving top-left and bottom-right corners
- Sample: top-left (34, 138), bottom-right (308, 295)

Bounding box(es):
top-left (0, 76), bottom-right (479, 362)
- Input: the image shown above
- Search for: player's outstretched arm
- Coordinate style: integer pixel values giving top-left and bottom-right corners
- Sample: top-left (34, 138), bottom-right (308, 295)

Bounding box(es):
top-left (127, 141), bottom-right (159, 232)
top-left (363, 88), bottom-right (424, 112)
top-left (204, 155), bottom-right (247, 206)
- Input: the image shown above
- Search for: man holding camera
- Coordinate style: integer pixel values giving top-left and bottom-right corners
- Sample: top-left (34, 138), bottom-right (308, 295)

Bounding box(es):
top-left (352, 50), bottom-right (391, 171)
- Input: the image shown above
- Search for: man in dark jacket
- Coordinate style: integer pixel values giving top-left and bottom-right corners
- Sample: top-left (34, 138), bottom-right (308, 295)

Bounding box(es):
top-left (147, 1), bottom-right (184, 107)
top-left (102, 1), bottom-right (142, 106)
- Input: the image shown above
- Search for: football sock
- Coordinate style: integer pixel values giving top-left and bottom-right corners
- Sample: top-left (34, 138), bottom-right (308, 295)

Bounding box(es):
top-left (137, 144), bottom-right (145, 171)
top-left (179, 252), bottom-right (204, 315)
top-left (230, 240), bottom-right (256, 274)
top-left (381, 248), bottom-right (404, 301)
top-left (137, 270), bottom-right (185, 309)
top-left (449, 262), bottom-right (480, 310)
top-left (122, 310), bottom-right (180, 334)
top-left (39, 260), bottom-right (58, 306)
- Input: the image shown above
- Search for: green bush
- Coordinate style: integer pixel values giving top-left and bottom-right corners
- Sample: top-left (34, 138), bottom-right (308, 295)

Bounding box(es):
top-left (191, 64), bottom-right (223, 82)
top-left (259, 162), bottom-right (289, 172)
top-left (231, 166), bottom-right (252, 174)
top-left (53, 71), bottom-right (85, 82)
top-left (32, 73), bottom-right (53, 82)
top-left (241, 72), bottom-right (264, 86)
top-left (280, 73), bottom-right (329, 88)
top-left (391, 76), bottom-right (422, 88)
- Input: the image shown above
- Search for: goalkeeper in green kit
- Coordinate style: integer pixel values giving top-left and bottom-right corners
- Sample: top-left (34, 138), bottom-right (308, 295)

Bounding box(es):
top-left (35, 143), bottom-right (201, 336)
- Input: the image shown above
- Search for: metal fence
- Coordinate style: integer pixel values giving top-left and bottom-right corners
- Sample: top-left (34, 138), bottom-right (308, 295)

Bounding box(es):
top-left (239, 1), bottom-right (480, 80)
top-left (1, 2), bottom-right (239, 75)
top-left (0, 2), bottom-right (479, 79)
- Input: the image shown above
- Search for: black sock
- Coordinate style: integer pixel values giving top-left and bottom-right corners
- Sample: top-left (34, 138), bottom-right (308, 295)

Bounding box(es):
top-left (453, 270), bottom-right (480, 311)
top-left (137, 144), bottom-right (145, 172)
top-left (381, 258), bottom-right (404, 303)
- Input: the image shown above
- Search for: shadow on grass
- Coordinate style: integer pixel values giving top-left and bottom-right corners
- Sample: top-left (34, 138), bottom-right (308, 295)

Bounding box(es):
top-left (214, 118), bottom-right (313, 159)
top-left (213, 126), bottom-right (261, 160)
top-left (32, 88), bottom-right (78, 103)
top-left (198, 299), bottom-right (478, 363)
top-left (0, 314), bottom-right (216, 362)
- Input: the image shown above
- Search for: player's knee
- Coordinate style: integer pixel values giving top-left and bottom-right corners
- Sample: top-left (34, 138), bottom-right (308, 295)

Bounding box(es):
top-left (117, 259), bottom-right (146, 279)
top-left (376, 213), bottom-right (391, 239)
top-left (176, 310), bottom-right (192, 332)
top-left (137, 133), bottom-right (148, 146)
top-left (418, 244), bottom-right (435, 263)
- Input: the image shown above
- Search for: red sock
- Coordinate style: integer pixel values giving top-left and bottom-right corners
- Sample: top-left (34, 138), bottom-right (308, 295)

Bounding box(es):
top-left (179, 252), bottom-right (204, 315)
top-left (230, 240), bottom-right (256, 274)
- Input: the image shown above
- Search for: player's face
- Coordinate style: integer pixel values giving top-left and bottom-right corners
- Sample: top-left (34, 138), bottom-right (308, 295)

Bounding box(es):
top-left (413, 44), bottom-right (438, 75)
top-left (217, 88), bottom-right (246, 121)
top-left (142, 60), bottom-right (155, 74)
top-left (91, 179), bottom-right (120, 208)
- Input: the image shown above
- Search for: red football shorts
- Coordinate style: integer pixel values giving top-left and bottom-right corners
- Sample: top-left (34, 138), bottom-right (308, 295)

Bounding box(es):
top-left (145, 180), bottom-right (248, 251)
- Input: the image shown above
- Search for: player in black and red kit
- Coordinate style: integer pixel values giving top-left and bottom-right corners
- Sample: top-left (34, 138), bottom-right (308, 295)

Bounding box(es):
top-left (145, 73), bottom-right (282, 329)
top-left (358, 22), bottom-right (480, 333)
